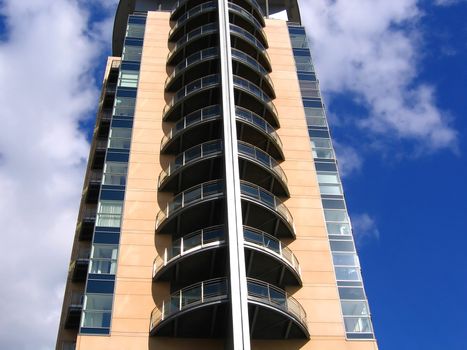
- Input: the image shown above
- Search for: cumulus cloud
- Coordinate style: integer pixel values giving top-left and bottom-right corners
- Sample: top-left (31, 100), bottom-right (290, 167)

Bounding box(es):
top-left (300, 0), bottom-right (458, 153)
top-left (333, 140), bottom-right (363, 177)
top-left (0, 0), bottom-right (116, 348)
top-left (351, 213), bottom-right (380, 246)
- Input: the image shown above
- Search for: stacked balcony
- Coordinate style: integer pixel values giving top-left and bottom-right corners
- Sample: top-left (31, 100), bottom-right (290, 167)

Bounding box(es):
top-left (151, 0), bottom-right (308, 340)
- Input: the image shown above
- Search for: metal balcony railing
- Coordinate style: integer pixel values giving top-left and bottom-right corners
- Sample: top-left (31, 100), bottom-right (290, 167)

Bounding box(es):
top-left (163, 74), bottom-right (220, 117)
top-left (233, 75), bottom-right (278, 118)
top-left (161, 105), bottom-right (221, 150)
top-left (167, 23), bottom-right (217, 62)
top-left (165, 47), bottom-right (218, 88)
top-left (231, 48), bottom-right (274, 90)
top-left (230, 24), bottom-right (270, 62)
top-left (228, 2), bottom-right (267, 45)
top-left (156, 180), bottom-right (223, 229)
top-left (169, 1), bottom-right (217, 39)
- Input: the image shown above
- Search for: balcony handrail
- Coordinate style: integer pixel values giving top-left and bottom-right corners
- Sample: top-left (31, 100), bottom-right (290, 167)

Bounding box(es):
top-left (231, 48), bottom-right (274, 89)
top-left (155, 180), bottom-right (224, 229)
top-left (167, 22), bottom-right (217, 62)
top-left (169, 1), bottom-right (217, 39)
top-left (161, 105), bottom-right (221, 150)
top-left (243, 226), bottom-right (301, 276)
top-left (172, 0), bottom-right (265, 19)
top-left (238, 140), bottom-right (287, 185)
top-left (240, 180), bottom-right (294, 228)
top-left (153, 225), bottom-right (225, 276)
top-left (230, 24), bottom-right (270, 63)
top-left (233, 75), bottom-right (278, 119)
top-left (246, 278), bottom-right (307, 325)
top-left (228, 2), bottom-right (266, 43)
top-left (150, 277), bottom-right (228, 331)
top-left (165, 47), bottom-right (218, 88)
top-left (163, 74), bottom-right (220, 117)
top-left (235, 106), bottom-right (282, 149)
top-left (159, 140), bottom-right (223, 187)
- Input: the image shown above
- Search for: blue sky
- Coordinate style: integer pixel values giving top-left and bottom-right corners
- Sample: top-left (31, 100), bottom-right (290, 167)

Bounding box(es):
top-left (0, 0), bottom-right (465, 349)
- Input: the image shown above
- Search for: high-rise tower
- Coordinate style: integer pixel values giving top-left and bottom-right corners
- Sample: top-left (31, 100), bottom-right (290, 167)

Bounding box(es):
top-left (56, 0), bottom-right (378, 349)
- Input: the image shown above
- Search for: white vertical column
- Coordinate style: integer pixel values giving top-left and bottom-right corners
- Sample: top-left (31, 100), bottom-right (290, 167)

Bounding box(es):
top-left (217, 0), bottom-right (251, 348)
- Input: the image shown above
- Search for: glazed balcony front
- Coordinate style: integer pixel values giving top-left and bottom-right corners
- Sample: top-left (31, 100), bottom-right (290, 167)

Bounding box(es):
top-left (149, 278), bottom-right (308, 339)
top-left (158, 140), bottom-right (288, 196)
top-left (153, 225), bottom-right (301, 287)
top-left (161, 105), bottom-right (283, 161)
top-left (155, 180), bottom-right (294, 238)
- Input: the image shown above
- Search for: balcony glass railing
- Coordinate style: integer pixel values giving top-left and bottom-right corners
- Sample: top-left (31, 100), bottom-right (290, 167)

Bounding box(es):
top-left (240, 181), bottom-right (293, 228)
top-left (230, 24), bottom-right (270, 63)
top-left (238, 141), bottom-right (287, 185)
top-left (149, 278), bottom-right (307, 333)
top-left (172, 0), bottom-right (265, 21)
top-left (153, 225), bottom-right (225, 276)
top-left (233, 75), bottom-right (278, 117)
top-left (161, 105), bottom-right (221, 150)
top-left (153, 225), bottom-right (300, 278)
top-left (163, 74), bottom-right (220, 117)
top-left (247, 278), bottom-right (307, 326)
top-left (228, 2), bottom-right (266, 43)
top-left (156, 180), bottom-right (223, 229)
top-left (169, 1), bottom-right (217, 39)
top-left (231, 49), bottom-right (273, 89)
top-left (167, 23), bottom-right (217, 62)
top-left (158, 140), bottom-right (223, 187)
top-left (150, 278), bottom-right (228, 331)
top-left (243, 226), bottom-right (300, 276)
top-left (165, 47), bottom-right (218, 88)
top-left (235, 106), bottom-right (282, 150)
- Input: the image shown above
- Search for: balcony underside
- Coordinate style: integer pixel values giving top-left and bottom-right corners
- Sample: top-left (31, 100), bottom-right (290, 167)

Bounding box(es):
top-left (64, 306), bottom-right (82, 329)
top-left (248, 301), bottom-right (309, 339)
top-left (72, 259), bottom-right (89, 282)
top-left (151, 301), bottom-right (228, 338)
top-left (164, 88), bottom-right (221, 122)
top-left (78, 219), bottom-right (95, 241)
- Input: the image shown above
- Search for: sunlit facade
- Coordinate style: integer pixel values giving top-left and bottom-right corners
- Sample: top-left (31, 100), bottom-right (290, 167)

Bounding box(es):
top-left (56, 0), bottom-right (378, 349)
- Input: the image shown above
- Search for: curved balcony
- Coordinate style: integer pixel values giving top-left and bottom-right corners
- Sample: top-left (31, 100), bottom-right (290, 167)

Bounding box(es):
top-left (169, 1), bottom-right (218, 42)
top-left (240, 181), bottom-right (295, 238)
top-left (234, 75), bottom-right (279, 128)
top-left (238, 141), bottom-right (289, 196)
top-left (158, 140), bottom-right (223, 192)
top-left (247, 278), bottom-right (309, 339)
top-left (153, 225), bottom-right (301, 286)
top-left (231, 24), bottom-right (271, 72)
top-left (228, 2), bottom-right (267, 48)
top-left (161, 105), bottom-right (283, 160)
top-left (231, 48), bottom-right (275, 98)
top-left (163, 74), bottom-right (221, 122)
top-left (156, 180), bottom-right (224, 236)
top-left (158, 139), bottom-right (287, 195)
top-left (153, 225), bottom-right (227, 284)
top-left (235, 106), bottom-right (283, 160)
top-left (167, 23), bottom-right (218, 66)
top-left (165, 47), bottom-right (219, 92)
top-left (149, 278), bottom-right (308, 339)
top-left (171, 0), bottom-right (265, 26)
top-left (161, 105), bottom-right (222, 154)
top-left (150, 278), bottom-right (229, 337)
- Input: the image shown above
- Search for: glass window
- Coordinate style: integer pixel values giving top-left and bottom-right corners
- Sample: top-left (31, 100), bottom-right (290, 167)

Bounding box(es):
top-left (324, 209), bottom-right (348, 222)
top-left (119, 70), bottom-right (139, 88)
top-left (96, 201), bottom-right (123, 227)
top-left (114, 97), bottom-right (135, 117)
top-left (82, 294), bottom-right (113, 328)
top-left (103, 162), bottom-right (128, 186)
top-left (311, 138), bottom-right (332, 149)
top-left (307, 116), bottom-right (327, 127)
top-left (339, 287), bottom-right (366, 300)
top-left (330, 240), bottom-right (355, 252)
top-left (294, 55), bottom-right (314, 72)
top-left (122, 45), bottom-right (142, 62)
top-left (290, 33), bottom-right (308, 49)
top-left (344, 317), bottom-right (373, 333)
top-left (317, 173), bottom-right (340, 184)
top-left (304, 107), bottom-right (325, 117)
top-left (90, 245), bottom-right (118, 274)
top-left (335, 267), bottom-right (362, 281)
top-left (299, 80), bottom-right (320, 98)
top-left (327, 222), bottom-right (351, 235)
top-left (108, 127), bottom-right (132, 149)
top-left (341, 301), bottom-right (369, 316)
top-left (126, 23), bottom-right (145, 38)
top-left (333, 253), bottom-right (359, 266)
top-left (319, 184), bottom-right (343, 195)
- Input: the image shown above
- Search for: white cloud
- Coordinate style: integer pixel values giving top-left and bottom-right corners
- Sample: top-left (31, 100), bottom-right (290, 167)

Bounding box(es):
top-left (351, 213), bottom-right (380, 246)
top-left (300, 0), bottom-right (458, 153)
top-left (333, 140), bottom-right (363, 177)
top-left (0, 0), bottom-right (116, 349)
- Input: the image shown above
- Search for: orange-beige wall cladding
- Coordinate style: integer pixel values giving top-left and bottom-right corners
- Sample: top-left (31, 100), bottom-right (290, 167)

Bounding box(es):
top-left (251, 19), bottom-right (377, 350)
